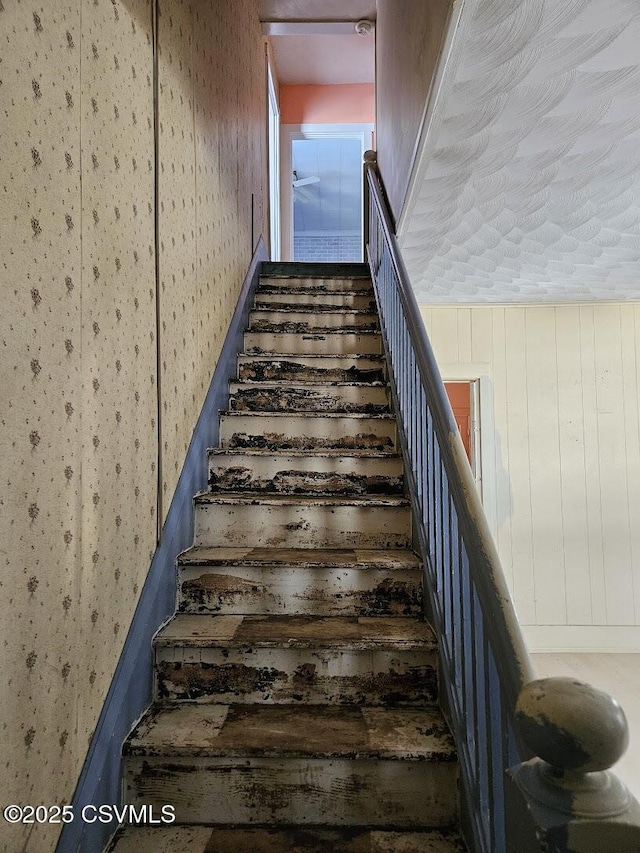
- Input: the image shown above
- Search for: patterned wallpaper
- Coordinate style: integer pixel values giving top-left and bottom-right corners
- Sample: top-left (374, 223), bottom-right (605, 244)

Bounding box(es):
top-left (0, 1), bottom-right (267, 849)
top-left (158, 0), bottom-right (267, 515)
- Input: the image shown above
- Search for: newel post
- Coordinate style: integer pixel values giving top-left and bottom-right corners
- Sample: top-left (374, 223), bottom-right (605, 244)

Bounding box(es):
top-left (363, 149), bottom-right (377, 259)
top-left (505, 677), bottom-right (640, 852)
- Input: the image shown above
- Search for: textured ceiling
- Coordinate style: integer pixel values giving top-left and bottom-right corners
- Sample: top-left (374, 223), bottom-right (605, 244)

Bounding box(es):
top-left (258, 0), bottom-right (377, 22)
top-left (399, 0), bottom-right (640, 303)
top-left (270, 33), bottom-right (375, 84)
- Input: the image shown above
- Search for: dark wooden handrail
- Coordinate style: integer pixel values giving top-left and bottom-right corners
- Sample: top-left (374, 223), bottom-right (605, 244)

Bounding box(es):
top-left (363, 152), bottom-right (639, 852)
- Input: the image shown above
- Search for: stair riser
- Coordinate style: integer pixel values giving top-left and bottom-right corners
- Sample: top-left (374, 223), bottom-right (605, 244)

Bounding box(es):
top-left (155, 648), bottom-right (438, 706)
top-left (178, 566), bottom-right (423, 617)
top-left (219, 414), bottom-right (396, 451)
top-left (250, 309), bottom-right (377, 330)
top-left (194, 502), bottom-right (412, 550)
top-left (108, 827), bottom-right (469, 852)
top-left (260, 276), bottom-right (372, 292)
top-left (237, 355), bottom-right (386, 384)
top-left (228, 384), bottom-right (390, 414)
top-left (124, 757), bottom-right (458, 827)
top-left (244, 331), bottom-right (382, 356)
top-left (255, 292), bottom-right (376, 311)
top-left (208, 453), bottom-right (403, 496)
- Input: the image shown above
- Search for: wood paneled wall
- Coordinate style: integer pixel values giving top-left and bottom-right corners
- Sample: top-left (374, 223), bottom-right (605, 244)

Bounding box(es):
top-left (421, 303), bottom-right (640, 652)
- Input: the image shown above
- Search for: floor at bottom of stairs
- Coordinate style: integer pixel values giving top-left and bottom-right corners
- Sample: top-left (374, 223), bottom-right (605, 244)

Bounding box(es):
top-left (108, 825), bottom-right (467, 852)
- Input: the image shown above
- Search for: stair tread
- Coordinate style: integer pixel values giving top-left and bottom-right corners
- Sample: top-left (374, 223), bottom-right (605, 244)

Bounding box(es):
top-left (109, 825), bottom-right (467, 852)
top-left (253, 305), bottom-right (376, 313)
top-left (257, 287), bottom-right (374, 295)
top-left (124, 704), bottom-right (457, 761)
top-left (246, 328), bottom-right (381, 335)
top-left (230, 379), bottom-right (387, 388)
top-left (178, 546), bottom-right (421, 569)
top-left (208, 448), bottom-right (400, 458)
top-left (223, 410), bottom-right (394, 419)
top-left (155, 614), bottom-right (435, 650)
top-left (239, 354), bottom-right (385, 360)
top-left (251, 308), bottom-right (377, 316)
top-left (195, 492), bottom-right (410, 507)
top-left (261, 263), bottom-right (370, 277)
top-left (260, 274), bottom-right (372, 282)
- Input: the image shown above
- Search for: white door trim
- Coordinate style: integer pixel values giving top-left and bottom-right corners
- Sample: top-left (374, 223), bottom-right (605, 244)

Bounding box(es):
top-left (281, 123), bottom-right (374, 261)
top-left (439, 364), bottom-right (498, 539)
top-left (267, 56), bottom-right (281, 260)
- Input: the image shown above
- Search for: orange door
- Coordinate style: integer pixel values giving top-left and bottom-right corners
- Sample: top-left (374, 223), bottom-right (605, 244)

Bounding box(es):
top-left (444, 382), bottom-right (472, 464)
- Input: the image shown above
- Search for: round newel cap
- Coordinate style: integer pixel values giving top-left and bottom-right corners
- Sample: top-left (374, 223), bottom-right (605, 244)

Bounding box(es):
top-left (515, 677), bottom-right (629, 773)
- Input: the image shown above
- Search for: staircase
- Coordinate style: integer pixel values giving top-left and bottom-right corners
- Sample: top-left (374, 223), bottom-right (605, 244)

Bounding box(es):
top-left (108, 263), bottom-right (465, 852)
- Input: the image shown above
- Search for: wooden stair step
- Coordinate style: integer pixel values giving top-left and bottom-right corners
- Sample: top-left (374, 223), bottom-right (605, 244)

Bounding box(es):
top-left (109, 825), bottom-right (467, 852)
top-left (237, 354), bottom-right (386, 384)
top-left (178, 546), bottom-right (423, 570)
top-left (178, 548), bottom-right (422, 616)
top-left (227, 382), bottom-right (390, 414)
top-left (156, 613), bottom-right (435, 650)
top-left (244, 330), bottom-right (382, 356)
top-left (125, 703), bottom-right (456, 763)
top-left (255, 293), bottom-right (376, 310)
top-left (193, 493), bottom-right (412, 551)
top-left (177, 546), bottom-right (423, 618)
top-left (207, 448), bottom-right (403, 497)
top-left (123, 705), bottom-right (458, 826)
top-left (154, 615), bottom-right (438, 706)
top-left (220, 411), bottom-right (396, 451)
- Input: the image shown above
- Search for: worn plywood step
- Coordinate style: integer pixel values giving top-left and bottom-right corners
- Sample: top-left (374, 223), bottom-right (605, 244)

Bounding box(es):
top-left (219, 412), bottom-right (396, 451)
top-left (123, 704), bottom-right (458, 827)
top-left (207, 449), bottom-right (403, 496)
top-left (248, 309), bottom-right (378, 334)
top-left (177, 547), bottom-right (423, 617)
top-left (194, 493), bottom-right (412, 550)
top-left (260, 274), bottom-right (372, 294)
top-left (259, 277), bottom-right (372, 291)
top-left (244, 329), bottom-right (382, 356)
top-left (154, 614), bottom-right (438, 706)
top-left (255, 291), bottom-right (376, 311)
top-left (108, 825), bottom-right (467, 852)
top-left (228, 382), bottom-right (390, 414)
top-left (237, 355), bottom-right (386, 384)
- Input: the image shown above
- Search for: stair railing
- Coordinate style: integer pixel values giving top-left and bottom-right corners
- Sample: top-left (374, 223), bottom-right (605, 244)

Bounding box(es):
top-left (363, 150), bottom-right (640, 853)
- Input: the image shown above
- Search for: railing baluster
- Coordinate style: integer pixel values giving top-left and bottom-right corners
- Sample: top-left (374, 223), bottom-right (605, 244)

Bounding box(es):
top-left (364, 158), bottom-right (536, 853)
top-left (443, 488), bottom-right (453, 650)
top-left (473, 588), bottom-right (489, 848)
top-left (450, 502), bottom-right (461, 696)
top-left (488, 648), bottom-right (506, 851)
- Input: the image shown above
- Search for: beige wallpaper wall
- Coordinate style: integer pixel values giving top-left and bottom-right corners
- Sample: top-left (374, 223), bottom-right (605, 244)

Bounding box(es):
top-left (376, 0), bottom-right (452, 221)
top-left (158, 0), bottom-right (267, 513)
top-left (0, 1), bottom-right (267, 849)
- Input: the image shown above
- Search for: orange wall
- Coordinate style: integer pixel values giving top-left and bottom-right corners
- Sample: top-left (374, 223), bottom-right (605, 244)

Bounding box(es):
top-left (280, 83), bottom-right (375, 125)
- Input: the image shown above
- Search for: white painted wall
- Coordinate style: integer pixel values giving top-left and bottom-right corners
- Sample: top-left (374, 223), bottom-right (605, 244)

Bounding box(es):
top-left (420, 303), bottom-right (640, 653)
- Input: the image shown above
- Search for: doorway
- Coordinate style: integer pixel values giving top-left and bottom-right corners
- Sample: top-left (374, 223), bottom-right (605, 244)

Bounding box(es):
top-left (291, 135), bottom-right (363, 262)
top-left (281, 124), bottom-right (372, 261)
top-left (444, 381), bottom-right (481, 492)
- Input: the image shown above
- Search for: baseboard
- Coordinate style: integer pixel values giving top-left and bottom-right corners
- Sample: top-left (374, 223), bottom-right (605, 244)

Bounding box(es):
top-left (523, 625), bottom-right (640, 653)
top-left (55, 239), bottom-right (268, 853)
